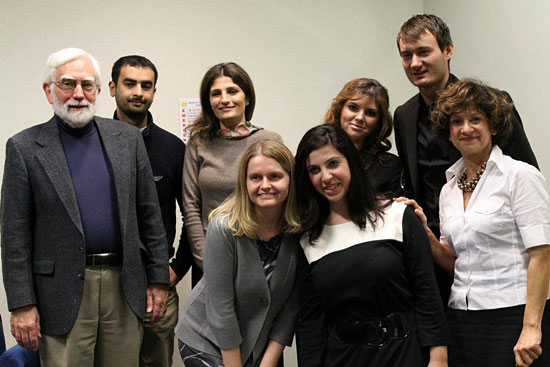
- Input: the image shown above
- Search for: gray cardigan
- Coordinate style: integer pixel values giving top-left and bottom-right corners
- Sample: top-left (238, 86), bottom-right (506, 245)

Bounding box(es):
top-left (175, 215), bottom-right (300, 365)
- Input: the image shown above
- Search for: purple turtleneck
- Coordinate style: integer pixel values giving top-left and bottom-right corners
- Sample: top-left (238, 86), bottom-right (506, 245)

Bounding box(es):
top-left (57, 116), bottom-right (122, 254)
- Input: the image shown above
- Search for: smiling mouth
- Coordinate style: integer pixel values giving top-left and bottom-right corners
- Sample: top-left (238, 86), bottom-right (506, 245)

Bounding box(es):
top-left (349, 123), bottom-right (366, 130)
top-left (412, 70), bottom-right (427, 77)
top-left (322, 183), bottom-right (340, 193)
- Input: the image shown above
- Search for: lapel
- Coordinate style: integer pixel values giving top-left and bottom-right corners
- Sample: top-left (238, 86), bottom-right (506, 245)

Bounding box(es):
top-left (95, 117), bottom-right (131, 241)
top-left (268, 234), bottom-right (295, 297)
top-left (241, 234), bottom-right (296, 305)
top-left (241, 233), bottom-right (297, 303)
top-left (35, 117), bottom-right (84, 236)
top-left (243, 237), bottom-right (271, 299)
top-left (405, 96), bottom-right (420, 195)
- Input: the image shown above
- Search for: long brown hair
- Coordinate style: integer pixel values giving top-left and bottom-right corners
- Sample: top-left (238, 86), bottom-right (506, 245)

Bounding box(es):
top-left (190, 62), bottom-right (256, 141)
top-left (323, 78), bottom-right (393, 159)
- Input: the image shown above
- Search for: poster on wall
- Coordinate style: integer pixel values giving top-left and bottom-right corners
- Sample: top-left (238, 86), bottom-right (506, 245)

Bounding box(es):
top-left (178, 98), bottom-right (202, 144)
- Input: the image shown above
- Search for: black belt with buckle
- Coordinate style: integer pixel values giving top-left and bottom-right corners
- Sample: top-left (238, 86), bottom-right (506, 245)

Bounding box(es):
top-left (333, 312), bottom-right (414, 346)
top-left (86, 252), bottom-right (122, 266)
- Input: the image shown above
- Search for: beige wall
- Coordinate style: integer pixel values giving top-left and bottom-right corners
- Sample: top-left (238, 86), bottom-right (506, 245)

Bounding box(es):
top-left (1, 1), bottom-right (548, 366)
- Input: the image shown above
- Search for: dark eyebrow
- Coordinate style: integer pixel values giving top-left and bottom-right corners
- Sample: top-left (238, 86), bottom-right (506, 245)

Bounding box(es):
top-left (417, 46), bottom-right (433, 52)
top-left (325, 156), bottom-right (340, 163)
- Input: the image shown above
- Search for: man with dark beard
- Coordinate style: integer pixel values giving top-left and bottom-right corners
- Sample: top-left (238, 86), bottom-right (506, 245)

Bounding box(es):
top-left (1, 48), bottom-right (169, 366)
top-left (110, 55), bottom-right (192, 367)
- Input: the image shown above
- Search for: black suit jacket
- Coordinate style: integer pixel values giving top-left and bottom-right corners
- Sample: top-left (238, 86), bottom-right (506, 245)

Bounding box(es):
top-left (394, 74), bottom-right (538, 202)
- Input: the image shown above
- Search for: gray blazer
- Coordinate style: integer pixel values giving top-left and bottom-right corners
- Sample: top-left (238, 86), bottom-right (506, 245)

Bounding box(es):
top-left (176, 215), bottom-right (300, 366)
top-left (0, 116), bottom-right (169, 335)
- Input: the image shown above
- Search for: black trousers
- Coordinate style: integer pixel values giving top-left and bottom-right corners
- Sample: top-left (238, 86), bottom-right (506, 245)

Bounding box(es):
top-left (448, 300), bottom-right (550, 367)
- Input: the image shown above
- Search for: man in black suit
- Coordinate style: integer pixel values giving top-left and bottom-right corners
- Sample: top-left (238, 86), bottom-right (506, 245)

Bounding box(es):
top-left (393, 14), bottom-right (538, 304)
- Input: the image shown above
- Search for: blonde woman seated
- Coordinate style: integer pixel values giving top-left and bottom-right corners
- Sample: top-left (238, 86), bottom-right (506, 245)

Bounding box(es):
top-left (400, 79), bottom-right (550, 367)
top-left (176, 140), bottom-right (301, 367)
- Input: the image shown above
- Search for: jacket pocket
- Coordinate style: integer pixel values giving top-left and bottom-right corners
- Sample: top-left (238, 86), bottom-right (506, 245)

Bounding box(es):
top-left (32, 258), bottom-right (54, 275)
top-left (136, 241), bottom-right (149, 255)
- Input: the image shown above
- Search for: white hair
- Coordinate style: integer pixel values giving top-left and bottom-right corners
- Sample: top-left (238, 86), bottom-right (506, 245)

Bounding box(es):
top-left (51, 89), bottom-right (96, 128)
top-left (43, 48), bottom-right (102, 86)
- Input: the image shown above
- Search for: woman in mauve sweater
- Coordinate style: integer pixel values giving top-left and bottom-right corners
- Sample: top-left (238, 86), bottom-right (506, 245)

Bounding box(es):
top-left (183, 62), bottom-right (281, 283)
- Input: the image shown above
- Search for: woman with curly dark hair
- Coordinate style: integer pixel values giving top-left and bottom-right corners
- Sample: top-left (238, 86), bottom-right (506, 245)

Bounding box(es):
top-left (402, 79), bottom-right (550, 366)
top-left (324, 78), bottom-right (402, 197)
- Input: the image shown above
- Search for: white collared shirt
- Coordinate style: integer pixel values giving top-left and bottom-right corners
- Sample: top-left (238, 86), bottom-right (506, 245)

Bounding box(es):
top-left (440, 145), bottom-right (550, 310)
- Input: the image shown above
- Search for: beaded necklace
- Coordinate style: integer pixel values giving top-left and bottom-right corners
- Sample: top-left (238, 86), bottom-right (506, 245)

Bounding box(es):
top-left (457, 162), bottom-right (487, 192)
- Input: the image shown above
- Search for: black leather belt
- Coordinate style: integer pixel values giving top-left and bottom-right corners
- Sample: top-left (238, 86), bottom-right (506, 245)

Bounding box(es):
top-left (86, 252), bottom-right (122, 266)
top-left (334, 312), bottom-right (414, 346)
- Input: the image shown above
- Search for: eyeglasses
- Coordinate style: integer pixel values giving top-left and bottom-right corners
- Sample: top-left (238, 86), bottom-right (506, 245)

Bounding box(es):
top-left (53, 78), bottom-right (98, 92)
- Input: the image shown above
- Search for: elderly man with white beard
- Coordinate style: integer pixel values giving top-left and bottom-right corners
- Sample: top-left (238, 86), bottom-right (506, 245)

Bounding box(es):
top-left (0, 48), bottom-right (170, 367)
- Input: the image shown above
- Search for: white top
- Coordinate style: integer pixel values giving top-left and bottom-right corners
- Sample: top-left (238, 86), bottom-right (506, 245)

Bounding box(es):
top-left (440, 145), bottom-right (550, 310)
top-left (300, 201), bottom-right (406, 263)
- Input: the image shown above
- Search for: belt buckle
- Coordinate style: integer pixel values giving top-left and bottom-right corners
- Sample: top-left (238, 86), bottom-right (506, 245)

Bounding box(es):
top-left (385, 313), bottom-right (411, 339)
top-left (365, 319), bottom-right (390, 347)
top-left (87, 252), bottom-right (118, 266)
top-left (336, 318), bottom-right (390, 346)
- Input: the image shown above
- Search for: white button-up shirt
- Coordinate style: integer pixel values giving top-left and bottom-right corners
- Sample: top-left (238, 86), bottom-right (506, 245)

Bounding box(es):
top-left (440, 145), bottom-right (550, 310)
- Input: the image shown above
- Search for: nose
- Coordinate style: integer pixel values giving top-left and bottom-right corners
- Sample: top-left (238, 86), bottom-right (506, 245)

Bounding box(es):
top-left (411, 54), bottom-right (422, 69)
top-left (260, 177), bottom-right (271, 190)
top-left (460, 121), bottom-right (474, 134)
top-left (354, 110), bottom-right (365, 121)
top-left (221, 92), bottom-right (230, 104)
top-left (72, 83), bottom-right (85, 100)
top-left (133, 84), bottom-right (143, 97)
top-left (321, 169), bottom-right (332, 182)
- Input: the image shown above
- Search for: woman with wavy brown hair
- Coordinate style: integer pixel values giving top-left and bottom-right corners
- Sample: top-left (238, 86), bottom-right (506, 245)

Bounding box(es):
top-left (324, 78), bottom-right (402, 197)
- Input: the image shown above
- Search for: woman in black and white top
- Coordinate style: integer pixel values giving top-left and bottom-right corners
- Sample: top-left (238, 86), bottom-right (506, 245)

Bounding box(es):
top-left (294, 124), bottom-right (448, 367)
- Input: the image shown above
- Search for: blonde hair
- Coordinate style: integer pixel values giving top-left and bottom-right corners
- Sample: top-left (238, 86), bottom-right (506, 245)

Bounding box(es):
top-left (209, 140), bottom-right (301, 237)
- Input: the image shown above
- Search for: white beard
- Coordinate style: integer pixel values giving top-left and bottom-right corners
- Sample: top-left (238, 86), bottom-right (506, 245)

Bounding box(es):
top-left (52, 91), bottom-right (96, 128)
